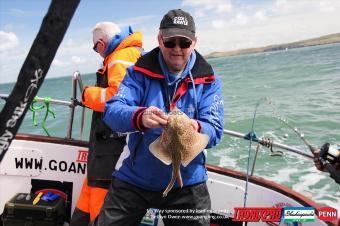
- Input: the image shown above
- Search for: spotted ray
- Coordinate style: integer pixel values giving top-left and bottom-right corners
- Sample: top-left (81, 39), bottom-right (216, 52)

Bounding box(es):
top-left (149, 107), bottom-right (209, 197)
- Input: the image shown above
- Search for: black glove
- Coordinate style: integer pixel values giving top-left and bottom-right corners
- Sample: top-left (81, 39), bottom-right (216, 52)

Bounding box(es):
top-left (71, 98), bottom-right (85, 108)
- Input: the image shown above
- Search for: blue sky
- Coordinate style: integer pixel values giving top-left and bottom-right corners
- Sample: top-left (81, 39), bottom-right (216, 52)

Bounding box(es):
top-left (1, 0), bottom-right (340, 84)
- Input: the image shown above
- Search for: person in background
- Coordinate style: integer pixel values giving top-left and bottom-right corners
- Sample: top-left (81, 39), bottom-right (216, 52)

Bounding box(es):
top-left (70, 22), bottom-right (143, 226)
top-left (93, 9), bottom-right (224, 226)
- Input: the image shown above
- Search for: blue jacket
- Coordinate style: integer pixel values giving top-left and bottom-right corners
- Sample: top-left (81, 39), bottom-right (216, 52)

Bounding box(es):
top-left (103, 47), bottom-right (224, 191)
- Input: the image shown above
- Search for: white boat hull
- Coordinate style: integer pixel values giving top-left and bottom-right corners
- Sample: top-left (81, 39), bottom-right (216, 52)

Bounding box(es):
top-left (0, 134), bottom-right (336, 226)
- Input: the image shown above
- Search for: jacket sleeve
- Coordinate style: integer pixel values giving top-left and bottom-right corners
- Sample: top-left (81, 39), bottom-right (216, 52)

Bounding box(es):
top-left (103, 66), bottom-right (145, 133)
top-left (197, 74), bottom-right (224, 148)
top-left (82, 48), bottom-right (141, 112)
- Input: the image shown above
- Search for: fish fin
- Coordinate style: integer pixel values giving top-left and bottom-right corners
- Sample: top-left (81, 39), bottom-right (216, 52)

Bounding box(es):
top-left (149, 136), bottom-right (172, 165)
top-left (181, 133), bottom-right (209, 167)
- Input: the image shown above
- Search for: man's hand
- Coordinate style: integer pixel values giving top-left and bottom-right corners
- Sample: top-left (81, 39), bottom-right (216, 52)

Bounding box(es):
top-left (142, 106), bottom-right (168, 129)
top-left (313, 150), bottom-right (325, 172)
top-left (190, 119), bottom-right (199, 131)
top-left (71, 98), bottom-right (85, 108)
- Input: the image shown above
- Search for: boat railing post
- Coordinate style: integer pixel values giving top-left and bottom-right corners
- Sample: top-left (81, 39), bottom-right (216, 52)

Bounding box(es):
top-left (74, 71), bottom-right (85, 140)
top-left (67, 72), bottom-right (78, 139)
top-left (75, 71), bottom-right (84, 91)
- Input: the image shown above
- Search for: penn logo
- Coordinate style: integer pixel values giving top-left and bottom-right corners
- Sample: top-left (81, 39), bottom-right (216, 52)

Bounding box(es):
top-left (173, 17), bottom-right (188, 25)
top-left (317, 207), bottom-right (338, 221)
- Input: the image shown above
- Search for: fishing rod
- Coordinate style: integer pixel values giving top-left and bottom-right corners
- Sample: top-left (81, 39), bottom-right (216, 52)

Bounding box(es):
top-left (224, 129), bottom-right (340, 184)
top-left (223, 129), bottom-right (313, 159)
top-left (0, 0), bottom-right (80, 163)
top-left (0, 94), bottom-right (72, 107)
top-left (264, 98), bottom-right (340, 184)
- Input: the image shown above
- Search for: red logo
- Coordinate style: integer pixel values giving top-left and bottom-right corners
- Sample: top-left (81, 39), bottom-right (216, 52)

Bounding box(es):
top-left (76, 150), bottom-right (88, 163)
top-left (233, 207), bottom-right (281, 222)
top-left (317, 207), bottom-right (338, 221)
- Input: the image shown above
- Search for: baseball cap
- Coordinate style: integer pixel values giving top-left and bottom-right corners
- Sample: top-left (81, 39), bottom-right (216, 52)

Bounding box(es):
top-left (159, 9), bottom-right (195, 40)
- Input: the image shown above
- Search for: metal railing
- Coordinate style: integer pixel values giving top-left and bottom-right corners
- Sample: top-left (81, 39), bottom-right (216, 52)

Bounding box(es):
top-left (0, 71), bottom-right (86, 140)
top-left (67, 71), bottom-right (85, 139)
top-left (1, 74), bottom-right (314, 161)
top-left (223, 129), bottom-right (313, 159)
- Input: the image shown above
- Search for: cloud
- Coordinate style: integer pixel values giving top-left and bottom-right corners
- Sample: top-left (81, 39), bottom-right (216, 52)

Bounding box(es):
top-left (1, 1), bottom-right (340, 84)
top-left (254, 11), bottom-right (266, 21)
top-left (182, 0), bottom-right (232, 16)
top-left (0, 8), bottom-right (43, 17)
top-left (71, 56), bottom-right (86, 64)
top-left (233, 13), bottom-right (248, 26)
top-left (0, 31), bottom-right (19, 51)
top-left (117, 15), bottom-right (156, 28)
top-left (189, 0), bottom-right (340, 54)
top-left (212, 20), bottom-right (224, 29)
top-left (319, 1), bottom-right (336, 12)
top-left (52, 59), bottom-right (70, 67)
top-left (9, 8), bottom-right (35, 16)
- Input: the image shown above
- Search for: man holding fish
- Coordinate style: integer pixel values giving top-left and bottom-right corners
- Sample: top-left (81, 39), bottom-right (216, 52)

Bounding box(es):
top-left (95, 9), bottom-right (224, 226)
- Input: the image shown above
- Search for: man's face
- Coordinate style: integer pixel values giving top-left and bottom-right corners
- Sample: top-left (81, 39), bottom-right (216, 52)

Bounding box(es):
top-left (93, 39), bottom-right (106, 58)
top-left (158, 34), bottom-right (196, 73)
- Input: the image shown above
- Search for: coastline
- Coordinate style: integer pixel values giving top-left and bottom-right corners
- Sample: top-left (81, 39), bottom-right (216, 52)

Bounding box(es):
top-left (205, 33), bottom-right (340, 59)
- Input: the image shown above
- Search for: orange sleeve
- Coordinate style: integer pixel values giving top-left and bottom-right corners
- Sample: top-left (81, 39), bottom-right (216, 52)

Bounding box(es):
top-left (82, 47), bottom-right (141, 112)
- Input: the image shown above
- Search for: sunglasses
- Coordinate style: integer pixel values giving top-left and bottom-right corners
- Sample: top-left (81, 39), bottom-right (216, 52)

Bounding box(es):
top-left (162, 37), bottom-right (192, 49)
top-left (93, 40), bottom-right (101, 52)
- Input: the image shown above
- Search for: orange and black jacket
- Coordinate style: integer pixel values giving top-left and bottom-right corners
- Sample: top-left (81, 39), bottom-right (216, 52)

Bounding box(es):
top-left (82, 31), bottom-right (143, 188)
top-left (82, 32), bottom-right (143, 112)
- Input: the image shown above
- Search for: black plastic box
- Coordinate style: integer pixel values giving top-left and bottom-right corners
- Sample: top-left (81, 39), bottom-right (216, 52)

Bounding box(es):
top-left (2, 193), bottom-right (65, 226)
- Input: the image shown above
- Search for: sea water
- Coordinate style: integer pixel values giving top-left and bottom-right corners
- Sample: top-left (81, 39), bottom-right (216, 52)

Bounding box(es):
top-left (1, 43), bottom-right (339, 209)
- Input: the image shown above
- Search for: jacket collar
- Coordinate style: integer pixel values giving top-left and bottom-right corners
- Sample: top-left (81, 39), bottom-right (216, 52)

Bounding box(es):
top-left (134, 47), bottom-right (214, 79)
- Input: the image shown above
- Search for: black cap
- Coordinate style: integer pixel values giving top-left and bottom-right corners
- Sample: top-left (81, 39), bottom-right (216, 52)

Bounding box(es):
top-left (159, 9), bottom-right (195, 40)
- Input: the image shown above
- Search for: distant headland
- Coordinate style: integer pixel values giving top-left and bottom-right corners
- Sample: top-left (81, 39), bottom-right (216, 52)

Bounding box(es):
top-left (205, 33), bottom-right (340, 59)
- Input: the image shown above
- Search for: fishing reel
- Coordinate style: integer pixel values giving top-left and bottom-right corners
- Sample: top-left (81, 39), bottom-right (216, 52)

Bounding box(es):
top-left (319, 143), bottom-right (340, 184)
top-left (319, 143), bottom-right (340, 166)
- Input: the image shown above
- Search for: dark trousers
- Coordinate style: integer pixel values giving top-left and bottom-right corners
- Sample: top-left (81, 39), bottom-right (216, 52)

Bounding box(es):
top-left (92, 178), bottom-right (211, 226)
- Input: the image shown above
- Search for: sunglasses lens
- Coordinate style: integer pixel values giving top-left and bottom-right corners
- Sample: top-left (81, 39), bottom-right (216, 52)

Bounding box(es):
top-left (179, 40), bottom-right (192, 48)
top-left (93, 41), bottom-right (99, 52)
top-left (163, 38), bottom-right (192, 49)
top-left (163, 41), bottom-right (176, 48)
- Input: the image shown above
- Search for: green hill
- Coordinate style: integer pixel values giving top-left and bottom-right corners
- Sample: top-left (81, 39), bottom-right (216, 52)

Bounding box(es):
top-left (205, 33), bottom-right (340, 59)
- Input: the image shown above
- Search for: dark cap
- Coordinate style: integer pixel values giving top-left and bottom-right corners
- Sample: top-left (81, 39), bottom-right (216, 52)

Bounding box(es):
top-left (159, 9), bottom-right (195, 40)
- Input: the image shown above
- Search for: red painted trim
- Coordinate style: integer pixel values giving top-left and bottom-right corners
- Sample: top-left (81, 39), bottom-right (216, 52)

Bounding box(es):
top-left (15, 134), bottom-right (88, 147)
top-left (134, 66), bottom-right (165, 79)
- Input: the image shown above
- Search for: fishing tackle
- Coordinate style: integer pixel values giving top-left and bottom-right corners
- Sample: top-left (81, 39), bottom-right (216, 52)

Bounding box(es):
top-left (319, 143), bottom-right (340, 184)
top-left (265, 97), bottom-right (340, 184)
top-left (41, 97), bottom-right (56, 136)
top-left (29, 96), bottom-right (56, 136)
top-left (29, 96), bottom-right (45, 126)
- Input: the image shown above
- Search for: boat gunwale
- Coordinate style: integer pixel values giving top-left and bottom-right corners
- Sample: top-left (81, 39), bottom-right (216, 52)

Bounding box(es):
top-left (13, 133), bottom-right (338, 226)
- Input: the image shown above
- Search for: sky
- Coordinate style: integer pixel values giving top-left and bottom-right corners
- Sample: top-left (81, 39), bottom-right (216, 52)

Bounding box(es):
top-left (0, 0), bottom-right (340, 84)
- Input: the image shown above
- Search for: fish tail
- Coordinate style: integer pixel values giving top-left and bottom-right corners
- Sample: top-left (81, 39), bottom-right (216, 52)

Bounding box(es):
top-left (163, 169), bottom-right (176, 197)
top-left (177, 169), bottom-right (183, 188)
